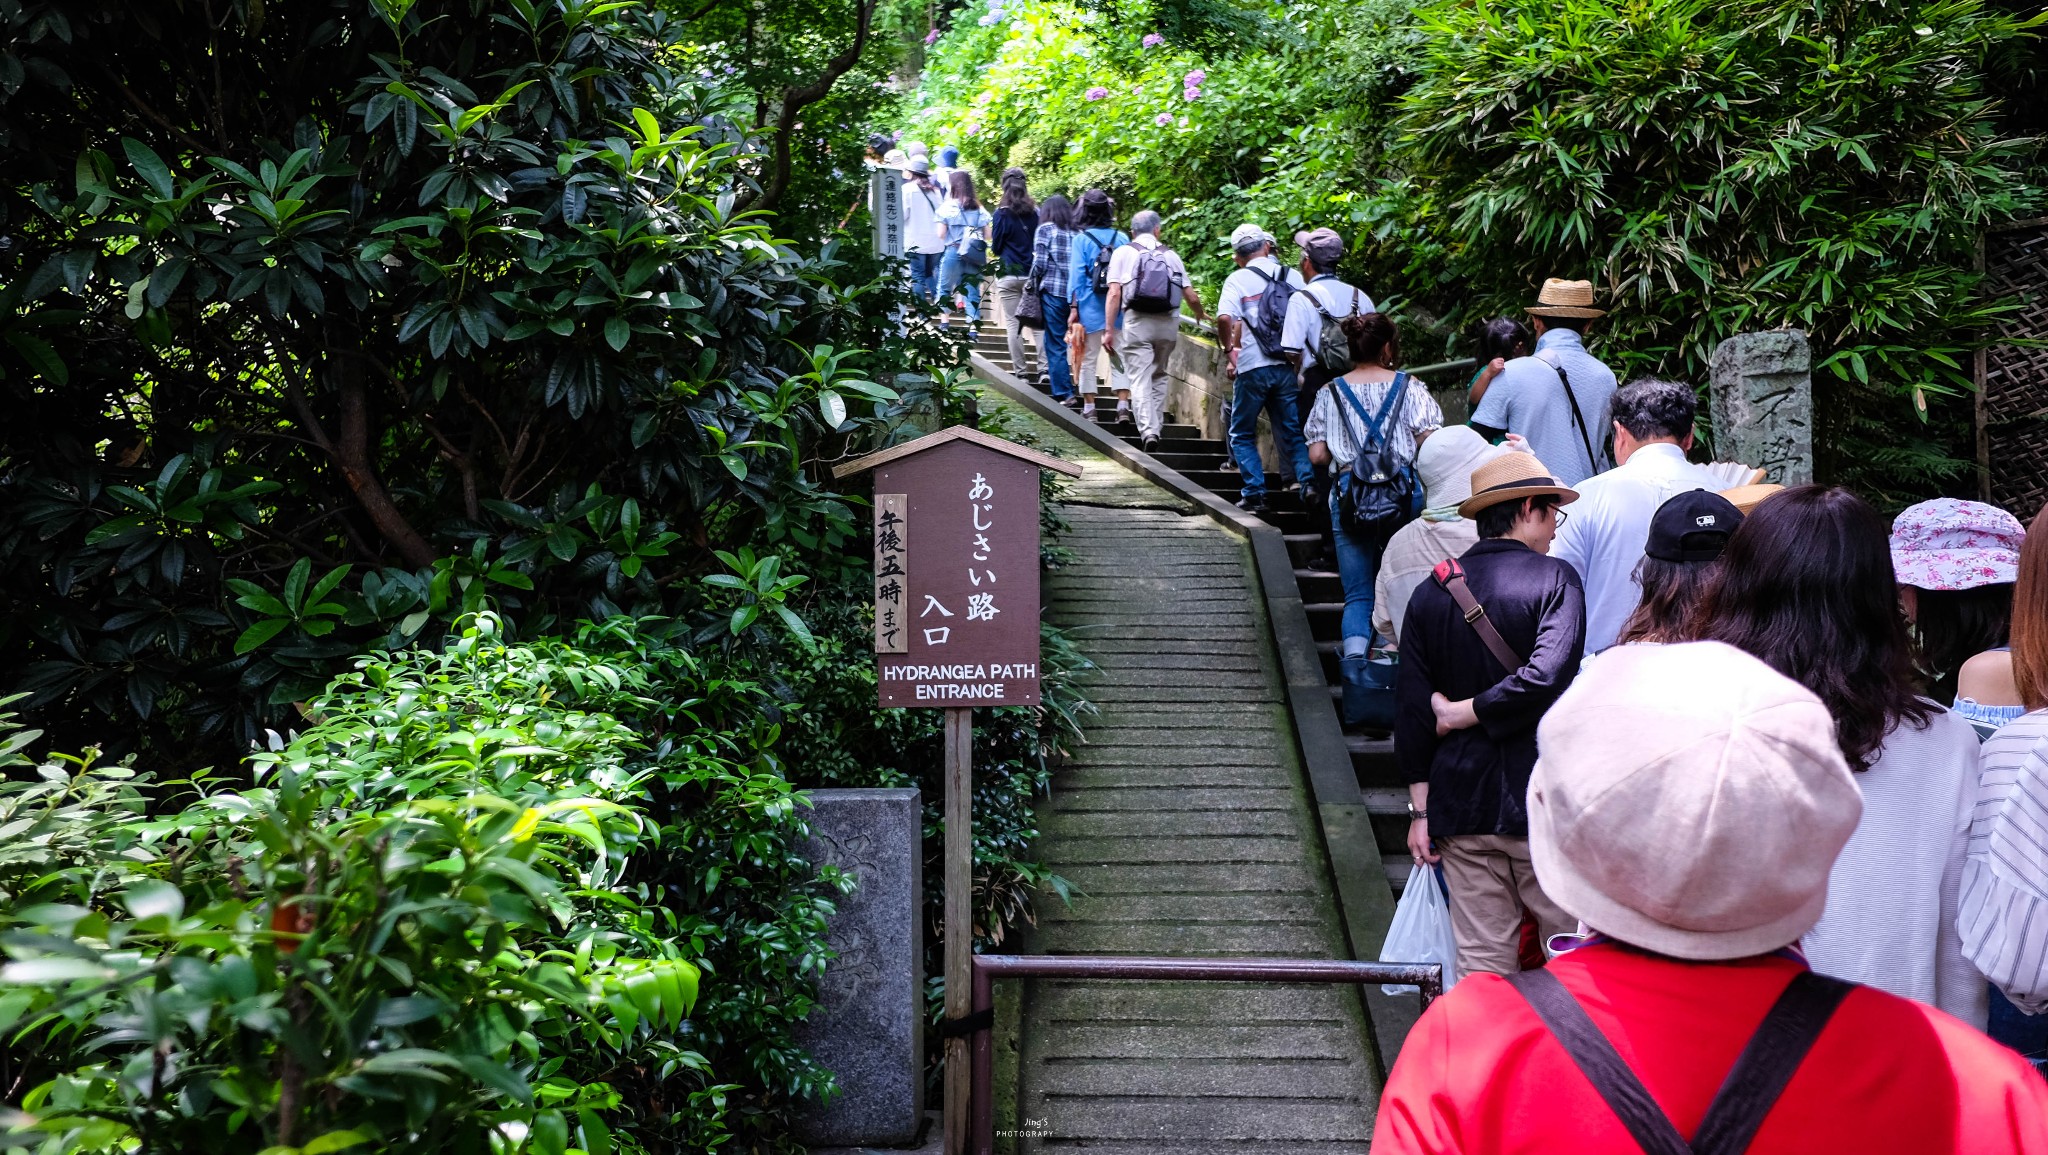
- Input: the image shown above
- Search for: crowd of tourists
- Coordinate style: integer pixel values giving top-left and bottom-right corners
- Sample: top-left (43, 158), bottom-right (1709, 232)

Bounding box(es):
top-left (872, 139), bottom-right (2048, 1148)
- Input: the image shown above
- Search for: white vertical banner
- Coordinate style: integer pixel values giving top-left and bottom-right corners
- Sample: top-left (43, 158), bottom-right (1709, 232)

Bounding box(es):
top-left (872, 167), bottom-right (904, 260)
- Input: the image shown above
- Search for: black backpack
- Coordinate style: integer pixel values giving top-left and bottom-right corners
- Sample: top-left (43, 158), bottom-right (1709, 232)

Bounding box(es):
top-left (1332, 374), bottom-right (1422, 547)
top-left (1243, 265), bottom-right (1297, 358)
top-left (1126, 244), bottom-right (1182, 313)
top-left (1084, 228), bottom-right (1120, 297)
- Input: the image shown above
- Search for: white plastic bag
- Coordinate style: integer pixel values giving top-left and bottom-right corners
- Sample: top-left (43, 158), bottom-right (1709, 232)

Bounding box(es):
top-left (1378, 863), bottom-right (1459, 996)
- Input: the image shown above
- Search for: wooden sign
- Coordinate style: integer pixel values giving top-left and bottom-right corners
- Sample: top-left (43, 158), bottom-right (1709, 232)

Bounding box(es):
top-left (832, 425), bottom-right (1079, 1155)
top-left (837, 426), bottom-right (1081, 708)
top-left (871, 166), bottom-right (905, 259)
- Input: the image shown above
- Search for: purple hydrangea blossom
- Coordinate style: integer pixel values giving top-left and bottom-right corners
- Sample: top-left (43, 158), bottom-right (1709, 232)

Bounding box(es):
top-left (1183, 86), bottom-right (1201, 101)
top-left (977, 10), bottom-right (1002, 25)
top-left (965, 124), bottom-right (979, 136)
top-left (1183, 68), bottom-right (1206, 85)
top-left (1155, 112), bottom-right (1173, 126)
top-left (1085, 86), bottom-right (1110, 101)
top-left (925, 27), bottom-right (941, 43)
top-left (1142, 33), bottom-right (1164, 47)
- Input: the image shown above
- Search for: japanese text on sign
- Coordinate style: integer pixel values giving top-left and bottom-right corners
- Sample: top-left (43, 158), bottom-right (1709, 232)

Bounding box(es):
top-left (873, 493), bottom-right (908, 653)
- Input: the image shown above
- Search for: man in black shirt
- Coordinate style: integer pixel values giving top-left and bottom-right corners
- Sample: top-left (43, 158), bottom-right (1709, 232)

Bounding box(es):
top-left (1396, 451), bottom-right (1587, 977)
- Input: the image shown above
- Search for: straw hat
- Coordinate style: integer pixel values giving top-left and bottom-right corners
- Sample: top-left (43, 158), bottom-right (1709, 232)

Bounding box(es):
top-left (1526, 278), bottom-right (1605, 319)
top-left (1457, 451), bottom-right (1580, 519)
top-left (1719, 482), bottom-right (1783, 515)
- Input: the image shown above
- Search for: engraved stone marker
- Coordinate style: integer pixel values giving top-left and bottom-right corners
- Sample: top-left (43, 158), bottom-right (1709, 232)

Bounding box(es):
top-left (793, 788), bottom-right (925, 1148)
top-left (1710, 330), bottom-right (1813, 485)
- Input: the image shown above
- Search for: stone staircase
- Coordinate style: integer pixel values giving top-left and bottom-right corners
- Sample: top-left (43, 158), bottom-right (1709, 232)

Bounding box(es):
top-left (976, 329), bottom-right (1413, 890)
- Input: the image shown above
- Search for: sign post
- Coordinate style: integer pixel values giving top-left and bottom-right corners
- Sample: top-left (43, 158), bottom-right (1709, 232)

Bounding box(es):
top-left (871, 165), bottom-right (905, 260)
top-left (835, 426), bottom-right (1080, 1155)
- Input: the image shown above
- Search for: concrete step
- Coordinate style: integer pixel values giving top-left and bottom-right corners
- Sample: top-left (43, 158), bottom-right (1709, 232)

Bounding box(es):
top-left (1304, 602), bottom-right (1343, 641)
top-left (1152, 450), bottom-right (1234, 474)
top-left (1295, 568), bottom-right (1343, 604)
top-left (1284, 533), bottom-right (1322, 567)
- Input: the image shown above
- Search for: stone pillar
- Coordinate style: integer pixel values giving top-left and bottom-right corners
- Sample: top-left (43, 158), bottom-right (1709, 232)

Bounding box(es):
top-left (1710, 330), bottom-right (1814, 485)
top-left (792, 788), bottom-right (926, 1148)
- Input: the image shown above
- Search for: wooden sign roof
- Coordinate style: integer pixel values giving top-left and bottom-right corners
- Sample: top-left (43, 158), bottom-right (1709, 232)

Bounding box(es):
top-left (832, 424), bottom-right (1083, 480)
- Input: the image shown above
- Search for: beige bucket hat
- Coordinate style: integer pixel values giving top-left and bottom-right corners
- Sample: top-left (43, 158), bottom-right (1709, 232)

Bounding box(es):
top-left (1457, 451), bottom-right (1579, 519)
top-left (1529, 641), bottom-right (1862, 960)
top-left (1526, 277), bottom-right (1606, 319)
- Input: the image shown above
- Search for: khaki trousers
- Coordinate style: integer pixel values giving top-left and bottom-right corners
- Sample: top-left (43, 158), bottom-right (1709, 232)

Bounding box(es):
top-left (992, 274), bottom-right (1039, 378)
top-left (1436, 834), bottom-right (1574, 979)
top-left (1119, 310), bottom-right (1180, 440)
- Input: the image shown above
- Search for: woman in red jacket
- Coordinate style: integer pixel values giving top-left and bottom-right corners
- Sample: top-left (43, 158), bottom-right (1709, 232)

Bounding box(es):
top-left (1373, 640), bottom-right (2048, 1155)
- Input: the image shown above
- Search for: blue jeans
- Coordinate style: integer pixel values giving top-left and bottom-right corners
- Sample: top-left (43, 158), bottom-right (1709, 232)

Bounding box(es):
top-left (1991, 983), bottom-right (2048, 1073)
top-left (1229, 364), bottom-right (1314, 501)
top-left (1041, 294), bottom-right (1073, 398)
top-left (1329, 489), bottom-right (1383, 647)
top-left (907, 252), bottom-right (942, 304)
top-left (939, 252), bottom-right (981, 322)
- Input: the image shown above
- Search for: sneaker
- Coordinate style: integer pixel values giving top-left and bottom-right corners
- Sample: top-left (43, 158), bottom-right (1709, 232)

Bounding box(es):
top-left (1081, 402), bottom-right (1097, 418)
top-left (1060, 396), bottom-right (1083, 410)
top-left (1141, 435), bottom-right (1159, 452)
top-left (1116, 402), bottom-right (1132, 421)
top-left (1235, 495), bottom-right (1268, 514)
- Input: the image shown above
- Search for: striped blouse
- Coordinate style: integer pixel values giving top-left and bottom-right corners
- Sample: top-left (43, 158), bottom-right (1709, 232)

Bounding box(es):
top-left (1960, 708), bottom-right (2048, 1013)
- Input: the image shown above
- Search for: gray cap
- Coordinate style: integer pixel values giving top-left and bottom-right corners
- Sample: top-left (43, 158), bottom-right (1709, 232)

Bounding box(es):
top-left (1229, 223), bottom-right (1274, 253)
top-left (907, 157), bottom-right (931, 174)
top-left (1294, 227), bottom-right (1344, 266)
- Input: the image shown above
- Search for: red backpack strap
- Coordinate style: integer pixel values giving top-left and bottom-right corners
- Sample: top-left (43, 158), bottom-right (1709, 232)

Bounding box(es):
top-left (1432, 558), bottom-right (1525, 672)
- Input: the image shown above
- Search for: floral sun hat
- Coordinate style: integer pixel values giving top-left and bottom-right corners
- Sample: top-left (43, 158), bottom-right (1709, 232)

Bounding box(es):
top-left (1889, 498), bottom-right (2025, 590)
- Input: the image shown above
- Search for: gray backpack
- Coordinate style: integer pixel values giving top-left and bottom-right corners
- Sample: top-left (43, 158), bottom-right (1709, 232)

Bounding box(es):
top-left (1310, 283), bottom-right (1363, 373)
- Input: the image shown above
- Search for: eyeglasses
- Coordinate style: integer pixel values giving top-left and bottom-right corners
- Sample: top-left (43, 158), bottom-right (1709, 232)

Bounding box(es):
top-left (1549, 507), bottom-right (1569, 526)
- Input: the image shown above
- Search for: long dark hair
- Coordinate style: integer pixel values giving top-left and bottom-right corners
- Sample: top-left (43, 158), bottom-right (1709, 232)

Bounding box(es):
top-left (1619, 556), bottom-right (1716, 645)
top-left (1038, 192), bottom-right (1075, 230)
top-left (999, 167), bottom-right (1034, 215)
top-left (1911, 583), bottom-right (2014, 701)
top-left (1077, 187), bottom-right (1114, 228)
top-left (948, 170), bottom-right (980, 211)
top-left (1697, 485), bottom-right (1935, 771)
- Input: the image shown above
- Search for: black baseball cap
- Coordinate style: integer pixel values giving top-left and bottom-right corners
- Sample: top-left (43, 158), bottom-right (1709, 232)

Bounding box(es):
top-left (1646, 489), bottom-right (1744, 563)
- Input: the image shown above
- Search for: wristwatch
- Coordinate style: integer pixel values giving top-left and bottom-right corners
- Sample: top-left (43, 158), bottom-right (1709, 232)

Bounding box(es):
top-left (1406, 804), bottom-right (1427, 820)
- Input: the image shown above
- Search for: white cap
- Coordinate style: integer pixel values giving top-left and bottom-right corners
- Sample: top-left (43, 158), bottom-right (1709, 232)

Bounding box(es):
top-left (1228, 223), bottom-right (1275, 253)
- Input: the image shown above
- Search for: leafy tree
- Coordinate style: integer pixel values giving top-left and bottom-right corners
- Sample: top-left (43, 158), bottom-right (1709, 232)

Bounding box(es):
top-left (1386, 0), bottom-right (2045, 500)
top-left (0, 0), bottom-right (937, 763)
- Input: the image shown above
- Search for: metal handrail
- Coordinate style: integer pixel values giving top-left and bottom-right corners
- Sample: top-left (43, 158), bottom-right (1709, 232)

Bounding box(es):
top-left (968, 953), bottom-right (1443, 1154)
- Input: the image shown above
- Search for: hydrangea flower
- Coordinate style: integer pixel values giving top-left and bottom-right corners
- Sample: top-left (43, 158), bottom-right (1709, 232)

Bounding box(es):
top-left (925, 27), bottom-right (941, 43)
top-left (1179, 116), bottom-right (1189, 128)
top-left (1085, 86), bottom-right (1109, 101)
top-left (1142, 33), bottom-right (1164, 47)
top-left (1155, 112), bottom-right (1173, 126)
top-left (977, 10), bottom-right (1002, 25)
top-left (965, 124), bottom-right (980, 136)
top-left (1183, 69), bottom-right (1206, 85)
top-left (1183, 86), bottom-right (1201, 101)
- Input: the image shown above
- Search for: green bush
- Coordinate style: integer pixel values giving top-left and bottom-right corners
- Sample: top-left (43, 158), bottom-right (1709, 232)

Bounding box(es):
top-left (0, 616), bottom-right (842, 1154)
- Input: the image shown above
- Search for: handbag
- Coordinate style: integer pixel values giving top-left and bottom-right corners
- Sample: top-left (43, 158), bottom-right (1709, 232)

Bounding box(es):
top-left (1017, 285), bottom-right (1045, 329)
top-left (1339, 643), bottom-right (1397, 730)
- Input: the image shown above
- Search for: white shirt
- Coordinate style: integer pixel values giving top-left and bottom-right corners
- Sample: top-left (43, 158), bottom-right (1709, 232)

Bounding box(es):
top-left (1804, 707), bottom-right (1986, 1028)
top-left (1960, 709), bottom-right (2048, 1011)
top-left (900, 177), bottom-right (946, 254)
top-left (1548, 443), bottom-right (1730, 654)
top-left (1216, 256), bottom-right (1303, 374)
top-left (1281, 276), bottom-right (1374, 365)
top-left (1302, 373), bottom-right (1441, 468)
